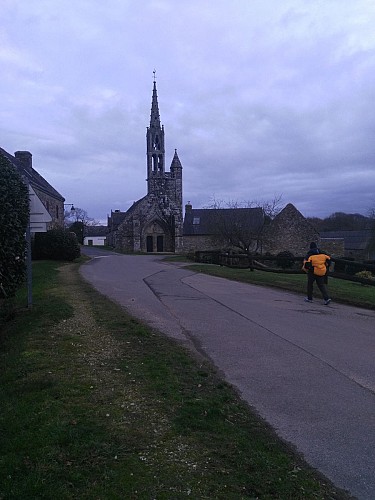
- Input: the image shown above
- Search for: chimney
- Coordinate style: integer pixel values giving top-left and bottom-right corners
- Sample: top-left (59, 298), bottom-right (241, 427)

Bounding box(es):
top-left (185, 201), bottom-right (192, 212)
top-left (14, 151), bottom-right (32, 172)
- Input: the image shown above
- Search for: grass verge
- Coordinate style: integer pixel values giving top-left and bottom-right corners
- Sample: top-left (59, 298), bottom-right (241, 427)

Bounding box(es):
top-left (0, 260), bottom-right (351, 499)
top-left (183, 263), bottom-right (375, 310)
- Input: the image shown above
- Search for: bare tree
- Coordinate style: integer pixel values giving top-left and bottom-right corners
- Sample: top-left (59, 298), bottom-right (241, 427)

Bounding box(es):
top-left (259, 194), bottom-right (283, 219)
top-left (204, 194), bottom-right (283, 256)
top-left (64, 207), bottom-right (98, 227)
top-left (64, 207), bottom-right (99, 244)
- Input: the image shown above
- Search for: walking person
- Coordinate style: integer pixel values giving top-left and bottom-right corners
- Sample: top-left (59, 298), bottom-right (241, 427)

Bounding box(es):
top-left (303, 242), bottom-right (332, 305)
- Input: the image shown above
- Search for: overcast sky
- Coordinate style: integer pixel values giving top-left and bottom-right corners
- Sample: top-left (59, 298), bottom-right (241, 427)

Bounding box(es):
top-left (2, 0), bottom-right (375, 222)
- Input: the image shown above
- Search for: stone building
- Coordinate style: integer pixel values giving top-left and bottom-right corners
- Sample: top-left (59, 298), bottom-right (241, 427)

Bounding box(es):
top-left (0, 147), bottom-right (65, 226)
top-left (183, 203), bottom-right (264, 253)
top-left (183, 202), bottom-right (336, 257)
top-left (83, 225), bottom-right (108, 246)
top-left (107, 81), bottom-right (335, 257)
top-left (110, 81), bottom-right (183, 253)
top-left (263, 203), bottom-right (320, 255)
top-left (320, 230), bottom-right (372, 259)
top-left (106, 209), bottom-right (127, 247)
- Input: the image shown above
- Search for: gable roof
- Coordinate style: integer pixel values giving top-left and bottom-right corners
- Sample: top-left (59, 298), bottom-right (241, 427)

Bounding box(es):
top-left (0, 147), bottom-right (64, 201)
top-left (270, 203), bottom-right (319, 233)
top-left (183, 207), bottom-right (264, 236)
top-left (272, 203), bottom-right (309, 225)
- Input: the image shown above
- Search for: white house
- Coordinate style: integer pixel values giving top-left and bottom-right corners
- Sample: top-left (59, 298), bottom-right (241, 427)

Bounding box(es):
top-left (83, 226), bottom-right (108, 246)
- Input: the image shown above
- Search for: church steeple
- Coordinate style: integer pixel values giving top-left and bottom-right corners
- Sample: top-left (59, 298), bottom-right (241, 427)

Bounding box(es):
top-left (146, 74), bottom-right (165, 190)
top-left (170, 149), bottom-right (182, 171)
top-left (150, 81), bottom-right (161, 129)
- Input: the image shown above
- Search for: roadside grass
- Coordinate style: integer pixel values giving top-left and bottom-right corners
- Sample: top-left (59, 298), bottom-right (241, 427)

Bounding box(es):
top-left (0, 261), bottom-right (351, 499)
top-left (183, 263), bottom-right (375, 310)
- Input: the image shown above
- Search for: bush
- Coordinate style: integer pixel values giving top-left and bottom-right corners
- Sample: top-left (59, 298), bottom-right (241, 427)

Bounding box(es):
top-left (33, 228), bottom-right (80, 261)
top-left (275, 251), bottom-right (295, 269)
top-left (355, 270), bottom-right (374, 281)
top-left (0, 155), bottom-right (29, 299)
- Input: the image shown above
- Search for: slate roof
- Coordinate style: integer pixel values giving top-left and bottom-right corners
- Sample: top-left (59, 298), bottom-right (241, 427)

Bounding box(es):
top-left (0, 146), bottom-right (64, 201)
top-left (84, 225), bottom-right (108, 237)
top-left (320, 230), bottom-right (372, 251)
top-left (183, 207), bottom-right (264, 236)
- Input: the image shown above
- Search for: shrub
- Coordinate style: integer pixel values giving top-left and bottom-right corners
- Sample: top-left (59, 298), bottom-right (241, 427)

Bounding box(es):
top-left (355, 270), bottom-right (374, 281)
top-left (276, 251), bottom-right (295, 269)
top-left (0, 155), bottom-right (29, 299)
top-left (33, 228), bottom-right (80, 261)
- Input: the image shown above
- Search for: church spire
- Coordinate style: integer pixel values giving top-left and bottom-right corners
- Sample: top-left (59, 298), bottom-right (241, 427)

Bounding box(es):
top-left (150, 70), bottom-right (161, 129)
top-left (170, 149), bottom-right (182, 170)
top-left (146, 73), bottom-right (165, 188)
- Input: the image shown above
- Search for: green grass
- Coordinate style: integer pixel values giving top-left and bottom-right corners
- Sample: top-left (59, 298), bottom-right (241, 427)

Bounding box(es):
top-left (184, 264), bottom-right (375, 310)
top-left (0, 260), bottom-right (350, 499)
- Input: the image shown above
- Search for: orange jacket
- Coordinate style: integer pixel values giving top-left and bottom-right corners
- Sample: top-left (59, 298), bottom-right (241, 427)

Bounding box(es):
top-left (304, 253), bottom-right (331, 276)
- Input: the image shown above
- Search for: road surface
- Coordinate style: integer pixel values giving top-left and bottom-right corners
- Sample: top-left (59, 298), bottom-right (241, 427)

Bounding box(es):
top-left (80, 248), bottom-right (375, 499)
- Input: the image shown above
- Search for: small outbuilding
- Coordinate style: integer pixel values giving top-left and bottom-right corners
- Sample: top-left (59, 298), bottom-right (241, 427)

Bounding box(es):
top-left (83, 226), bottom-right (108, 246)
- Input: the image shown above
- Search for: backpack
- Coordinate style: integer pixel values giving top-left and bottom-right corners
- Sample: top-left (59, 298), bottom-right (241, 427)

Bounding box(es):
top-left (307, 254), bottom-right (330, 276)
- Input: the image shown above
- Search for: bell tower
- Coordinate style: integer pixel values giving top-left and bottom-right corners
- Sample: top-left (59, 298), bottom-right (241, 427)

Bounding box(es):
top-left (146, 72), bottom-right (165, 193)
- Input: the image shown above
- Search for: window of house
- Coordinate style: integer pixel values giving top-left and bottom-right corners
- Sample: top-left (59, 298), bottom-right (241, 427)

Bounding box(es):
top-left (193, 217), bottom-right (200, 225)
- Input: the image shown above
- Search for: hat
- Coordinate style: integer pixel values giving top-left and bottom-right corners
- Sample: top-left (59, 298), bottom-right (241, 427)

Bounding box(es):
top-left (309, 242), bottom-right (317, 249)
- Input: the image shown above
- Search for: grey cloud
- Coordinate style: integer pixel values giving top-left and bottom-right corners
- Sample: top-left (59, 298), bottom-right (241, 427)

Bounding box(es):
top-left (1, 0), bottom-right (375, 221)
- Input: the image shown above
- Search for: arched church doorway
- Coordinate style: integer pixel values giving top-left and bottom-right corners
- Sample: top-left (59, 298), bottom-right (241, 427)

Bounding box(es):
top-left (157, 235), bottom-right (164, 252)
top-left (146, 236), bottom-right (153, 252)
top-left (143, 221), bottom-right (173, 252)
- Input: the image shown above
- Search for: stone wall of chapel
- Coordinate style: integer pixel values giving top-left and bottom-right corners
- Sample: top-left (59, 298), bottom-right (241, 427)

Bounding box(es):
top-left (115, 215), bottom-right (136, 252)
top-left (115, 194), bottom-right (182, 253)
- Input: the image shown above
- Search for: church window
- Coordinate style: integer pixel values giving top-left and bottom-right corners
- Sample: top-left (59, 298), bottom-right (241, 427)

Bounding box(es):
top-left (152, 154), bottom-right (157, 172)
top-left (193, 217), bottom-right (200, 225)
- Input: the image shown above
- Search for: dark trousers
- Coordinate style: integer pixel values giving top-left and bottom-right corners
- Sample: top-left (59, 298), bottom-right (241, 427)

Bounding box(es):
top-left (307, 273), bottom-right (329, 301)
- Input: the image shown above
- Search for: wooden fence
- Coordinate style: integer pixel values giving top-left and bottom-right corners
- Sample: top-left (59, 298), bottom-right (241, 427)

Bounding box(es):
top-left (193, 251), bottom-right (375, 286)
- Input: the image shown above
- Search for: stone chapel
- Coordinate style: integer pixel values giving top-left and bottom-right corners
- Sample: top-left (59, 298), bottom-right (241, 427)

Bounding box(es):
top-left (108, 80), bottom-right (183, 253)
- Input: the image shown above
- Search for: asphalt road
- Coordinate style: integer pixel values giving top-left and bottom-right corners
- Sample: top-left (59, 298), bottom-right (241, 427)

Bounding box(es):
top-left (80, 247), bottom-right (375, 499)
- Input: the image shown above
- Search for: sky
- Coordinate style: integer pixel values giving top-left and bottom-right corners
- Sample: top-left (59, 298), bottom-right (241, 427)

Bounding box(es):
top-left (1, 0), bottom-right (375, 223)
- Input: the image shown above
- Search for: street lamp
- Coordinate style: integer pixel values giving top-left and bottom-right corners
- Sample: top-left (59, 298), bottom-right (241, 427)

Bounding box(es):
top-left (64, 203), bottom-right (75, 212)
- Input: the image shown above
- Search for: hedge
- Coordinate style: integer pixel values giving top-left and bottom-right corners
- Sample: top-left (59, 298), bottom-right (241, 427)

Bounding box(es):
top-left (0, 154), bottom-right (29, 298)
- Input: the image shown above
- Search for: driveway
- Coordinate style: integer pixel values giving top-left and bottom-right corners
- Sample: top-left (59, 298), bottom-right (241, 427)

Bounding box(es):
top-left (80, 248), bottom-right (375, 499)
